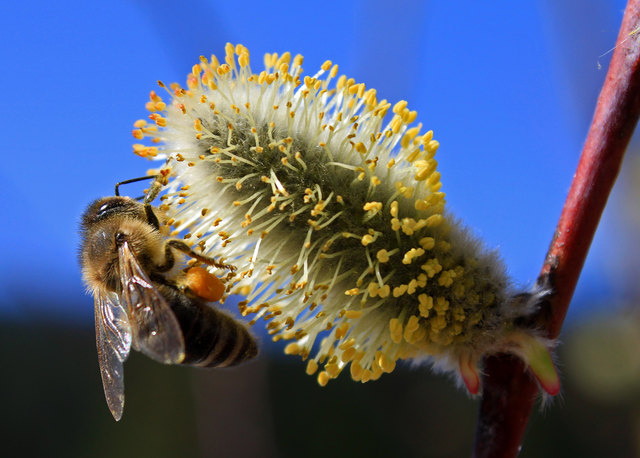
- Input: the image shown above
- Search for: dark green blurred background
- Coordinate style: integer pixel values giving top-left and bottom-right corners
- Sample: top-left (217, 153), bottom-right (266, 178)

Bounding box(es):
top-left (3, 309), bottom-right (640, 457)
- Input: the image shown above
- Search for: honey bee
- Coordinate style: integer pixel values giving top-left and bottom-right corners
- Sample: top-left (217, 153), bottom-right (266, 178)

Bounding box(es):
top-left (79, 176), bottom-right (257, 421)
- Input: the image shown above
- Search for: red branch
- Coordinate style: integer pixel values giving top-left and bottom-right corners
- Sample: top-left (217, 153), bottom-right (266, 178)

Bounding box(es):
top-left (473, 2), bottom-right (640, 457)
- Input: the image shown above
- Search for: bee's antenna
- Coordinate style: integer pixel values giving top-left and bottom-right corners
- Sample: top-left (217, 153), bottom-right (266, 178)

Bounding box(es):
top-left (115, 175), bottom-right (159, 197)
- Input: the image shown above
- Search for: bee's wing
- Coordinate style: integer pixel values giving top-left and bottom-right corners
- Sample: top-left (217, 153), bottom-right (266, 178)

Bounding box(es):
top-left (118, 240), bottom-right (185, 364)
top-left (95, 291), bottom-right (131, 421)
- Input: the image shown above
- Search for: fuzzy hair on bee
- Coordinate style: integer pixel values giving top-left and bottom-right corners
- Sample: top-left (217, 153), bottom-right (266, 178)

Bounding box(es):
top-left (79, 176), bottom-right (258, 421)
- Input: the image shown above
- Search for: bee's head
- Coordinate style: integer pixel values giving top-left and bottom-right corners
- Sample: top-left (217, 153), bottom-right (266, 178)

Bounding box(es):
top-left (79, 196), bottom-right (152, 292)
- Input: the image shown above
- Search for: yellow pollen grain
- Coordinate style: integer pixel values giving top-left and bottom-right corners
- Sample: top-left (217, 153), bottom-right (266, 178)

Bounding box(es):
top-left (405, 110), bottom-right (418, 123)
top-left (344, 310), bottom-right (363, 319)
top-left (367, 282), bottom-right (379, 297)
top-left (376, 249), bottom-right (390, 263)
top-left (414, 199), bottom-right (430, 211)
top-left (345, 288), bottom-right (360, 296)
top-left (341, 347), bottom-right (357, 363)
top-left (378, 352), bottom-right (397, 373)
top-left (438, 270), bottom-right (456, 287)
top-left (418, 294), bottom-right (433, 317)
top-left (284, 343), bottom-right (301, 355)
top-left (363, 201), bottom-right (382, 212)
top-left (421, 130), bottom-right (434, 144)
top-left (426, 140), bottom-right (440, 154)
top-left (390, 116), bottom-right (403, 134)
top-left (421, 258), bottom-right (443, 278)
top-left (419, 237), bottom-right (435, 250)
top-left (361, 234), bottom-right (374, 246)
top-left (338, 338), bottom-right (356, 351)
top-left (401, 126), bottom-right (421, 148)
top-left (393, 285), bottom-right (408, 297)
top-left (393, 100), bottom-right (408, 114)
top-left (324, 363), bottom-right (340, 379)
top-left (389, 319), bottom-right (403, 344)
top-left (403, 315), bottom-right (420, 342)
top-left (152, 116), bottom-right (167, 127)
top-left (306, 360), bottom-right (319, 375)
top-left (378, 285), bottom-right (390, 298)
top-left (335, 322), bottom-right (349, 339)
top-left (350, 361), bottom-right (364, 380)
top-left (414, 165), bottom-right (436, 182)
top-left (434, 297), bottom-right (450, 313)
top-left (425, 214), bottom-right (444, 227)
top-left (317, 371), bottom-right (330, 387)
top-left (402, 248), bottom-right (425, 265)
top-left (360, 370), bottom-right (372, 383)
top-left (390, 201), bottom-right (399, 218)
top-left (407, 147), bottom-right (422, 162)
top-left (407, 279), bottom-right (418, 295)
top-left (430, 314), bottom-right (447, 332)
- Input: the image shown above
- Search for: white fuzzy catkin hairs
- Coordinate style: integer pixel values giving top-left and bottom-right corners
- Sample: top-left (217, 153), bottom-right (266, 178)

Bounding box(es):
top-left (132, 43), bottom-right (559, 395)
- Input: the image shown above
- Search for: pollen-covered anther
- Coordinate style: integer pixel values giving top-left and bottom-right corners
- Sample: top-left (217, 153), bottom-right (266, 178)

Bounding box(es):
top-left (401, 218), bottom-right (422, 235)
top-left (418, 294), bottom-right (433, 317)
top-left (425, 214), bottom-right (444, 227)
top-left (434, 297), bottom-right (450, 314)
top-left (403, 315), bottom-right (420, 342)
top-left (437, 269), bottom-right (458, 287)
top-left (376, 249), bottom-right (391, 263)
top-left (367, 282), bottom-right (379, 297)
top-left (284, 343), bottom-right (301, 355)
top-left (393, 284), bottom-right (408, 297)
top-left (317, 371), bottom-right (330, 387)
top-left (389, 319), bottom-right (403, 344)
top-left (402, 248), bottom-right (425, 265)
top-left (361, 234), bottom-right (377, 246)
top-left (377, 351), bottom-right (397, 373)
top-left (425, 139), bottom-right (440, 155)
top-left (419, 237), bottom-right (435, 250)
top-left (421, 258), bottom-right (443, 278)
top-left (414, 159), bottom-right (438, 181)
top-left (334, 322), bottom-right (349, 339)
top-left (306, 360), bottom-right (319, 375)
top-left (363, 201), bottom-right (382, 214)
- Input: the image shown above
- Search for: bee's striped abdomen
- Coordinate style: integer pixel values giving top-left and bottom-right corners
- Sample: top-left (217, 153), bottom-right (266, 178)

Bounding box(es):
top-left (167, 289), bottom-right (257, 368)
top-left (192, 310), bottom-right (258, 367)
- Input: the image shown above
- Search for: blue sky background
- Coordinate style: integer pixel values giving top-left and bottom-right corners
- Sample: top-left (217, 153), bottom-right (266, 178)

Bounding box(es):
top-left (0, 0), bottom-right (632, 329)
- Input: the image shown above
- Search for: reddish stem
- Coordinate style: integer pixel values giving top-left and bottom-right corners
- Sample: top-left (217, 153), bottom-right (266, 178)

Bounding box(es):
top-left (473, 2), bottom-right (640, 457)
